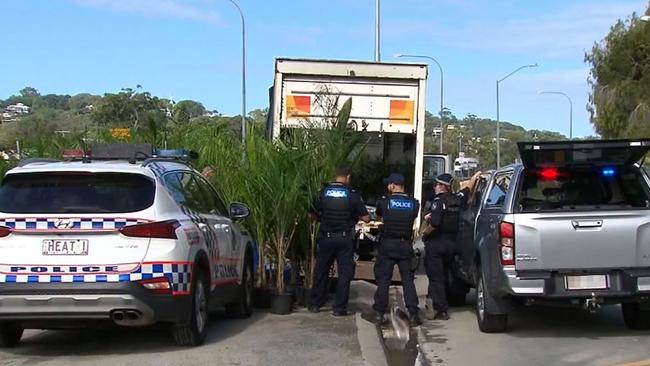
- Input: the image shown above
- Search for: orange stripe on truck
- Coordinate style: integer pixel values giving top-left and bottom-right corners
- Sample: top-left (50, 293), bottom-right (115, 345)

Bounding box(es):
top-left (389, 100), bottom-right (414, 125)
top-left (286, 95), bottom-right (311, 118)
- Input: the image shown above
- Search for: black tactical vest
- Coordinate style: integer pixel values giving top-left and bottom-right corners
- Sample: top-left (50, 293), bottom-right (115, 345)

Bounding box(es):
top-left (440, 192), bottom-right (461, 236)
top-left (381, 193), bottom-right (418, 239)
top-left (320, 183), bottom-right (352, 232)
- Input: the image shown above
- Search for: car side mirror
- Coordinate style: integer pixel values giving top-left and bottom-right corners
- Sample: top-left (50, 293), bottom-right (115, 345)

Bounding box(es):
top-left (229, 202), bottom-right (250, 221)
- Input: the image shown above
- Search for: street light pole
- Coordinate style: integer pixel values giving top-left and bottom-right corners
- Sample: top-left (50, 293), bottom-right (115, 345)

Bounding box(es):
top-left (374, 0), bottom-right (381, 61)
top-left (228, 0), bottom-right (246, 142)
top-left (538, 91), bottom-right (573, 139)
top-left (394, 54), bottom-right (444, 153)
top-left (496, 63), bottom-right (538, 168)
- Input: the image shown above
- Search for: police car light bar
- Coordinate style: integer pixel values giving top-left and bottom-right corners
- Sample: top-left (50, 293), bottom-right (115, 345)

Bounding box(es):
top-left (62, 149), bottom-right (86, 159)
top-left (152, 149), bottom-right (198, 160)
top-left (91, 143), bottom-right (153, 161)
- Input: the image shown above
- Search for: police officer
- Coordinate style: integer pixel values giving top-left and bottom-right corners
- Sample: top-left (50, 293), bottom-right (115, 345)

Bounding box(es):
top-left (309, 166), bottom-right (370, 316)
top-left (372, 173), bottom-right (422, 327)
top-left (422, 172), bottom-right (481, 320)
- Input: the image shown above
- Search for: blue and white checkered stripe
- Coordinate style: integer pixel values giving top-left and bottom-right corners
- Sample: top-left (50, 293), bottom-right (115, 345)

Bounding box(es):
top-left (0, 263), bottom-right (192, 294)
top-left (0, 218), bottom-right (149, 231)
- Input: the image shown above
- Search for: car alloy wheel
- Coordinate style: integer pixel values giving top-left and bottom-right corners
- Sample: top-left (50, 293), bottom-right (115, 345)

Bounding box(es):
top-left (195, 279), bottom-right (208, 333)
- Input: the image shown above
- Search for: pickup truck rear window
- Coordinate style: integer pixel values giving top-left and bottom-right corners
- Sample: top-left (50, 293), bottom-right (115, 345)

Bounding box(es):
top-left (518, 166), bottom-right (650, 212)
top-left (0, 173), bottom-right (155, 214)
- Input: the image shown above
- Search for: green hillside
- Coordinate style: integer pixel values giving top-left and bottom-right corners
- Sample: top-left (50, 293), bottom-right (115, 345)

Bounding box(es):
top-left (1, 87), bottom-right (572, 169)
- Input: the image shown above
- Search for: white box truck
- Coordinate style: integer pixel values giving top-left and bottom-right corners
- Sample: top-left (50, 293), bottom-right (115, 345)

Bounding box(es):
top-left (267, 58), bottom-right (432, 279)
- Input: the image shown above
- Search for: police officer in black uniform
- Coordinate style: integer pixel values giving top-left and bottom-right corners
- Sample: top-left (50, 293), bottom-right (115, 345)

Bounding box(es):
top-left (422, 172), bottom-right (481, 320)
top-left (372, 173), bottom-right (422, 327)
top-left (309, 166), bottom-right (370, 316)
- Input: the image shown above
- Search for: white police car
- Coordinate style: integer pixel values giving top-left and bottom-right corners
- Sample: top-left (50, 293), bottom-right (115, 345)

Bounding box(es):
top-left (0, 145), bottom-right (255, 347)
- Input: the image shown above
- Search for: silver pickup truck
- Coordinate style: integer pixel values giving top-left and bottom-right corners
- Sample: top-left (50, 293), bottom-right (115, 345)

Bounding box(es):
top-left (450, 139), bottom-right (650, 332)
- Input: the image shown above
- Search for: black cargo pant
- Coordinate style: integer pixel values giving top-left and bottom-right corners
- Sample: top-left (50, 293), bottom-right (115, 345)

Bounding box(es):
top-left (424, 235), bottom-right (454, 312)
top-left (310, 236), bottom-right (355, 312)
top-left (373, 238), bottom-right (419, 317)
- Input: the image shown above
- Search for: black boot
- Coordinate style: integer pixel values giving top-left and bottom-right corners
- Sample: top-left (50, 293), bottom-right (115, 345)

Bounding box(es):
top-left (433, 311), bottom-right (450, 321)
top-left (332, 309), bottom-right (351, 317)
top-left (308, 306), bottom-right (320, 313)
top-left (409, 313), bottom-right (423, 327)
top-left (375, 312), bottom-right (388, 325)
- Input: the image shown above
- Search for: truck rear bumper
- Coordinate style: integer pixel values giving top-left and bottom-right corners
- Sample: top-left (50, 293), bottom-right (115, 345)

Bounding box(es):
top-left (497, 267), bottom-right (650, 300)
top-left (503, 266), bottom-right (545, 295)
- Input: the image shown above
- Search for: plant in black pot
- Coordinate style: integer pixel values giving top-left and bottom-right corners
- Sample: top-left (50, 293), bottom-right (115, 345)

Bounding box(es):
top-left (257, 138), bottom-right (307, 315)
top-left (192, 128), bottom-right (275, 308)
top-left (300, 220), bottom-right (319, 306)
top-left (269, 222), bottom-right (300, 315)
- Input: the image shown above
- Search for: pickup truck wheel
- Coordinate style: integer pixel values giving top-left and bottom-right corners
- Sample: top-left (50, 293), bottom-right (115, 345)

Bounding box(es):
top-left (622, 303), bottom-right (650, 330)
top-left (0, 323), bottom-right (23, 348)
top-left (476, 271), bottom-right (507, 333)
top-left (225, 257), bottom-right (254, 319)
top-left (447, 267), bottom-right (469, 307)
top-left (172, 267), bottom-right (209, 347)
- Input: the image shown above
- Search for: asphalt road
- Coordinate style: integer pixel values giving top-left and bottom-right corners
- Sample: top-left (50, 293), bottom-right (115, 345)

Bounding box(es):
top-left (0, 309), bottom-right (364, 366)
top-left (419, 289), bottom-right (650, 366)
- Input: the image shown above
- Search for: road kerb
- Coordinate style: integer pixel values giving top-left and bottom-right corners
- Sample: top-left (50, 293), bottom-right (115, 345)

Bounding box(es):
top-left (355, 312), bottom-right (389, 366)
top-left (612, 360), bottom-right (650, 366)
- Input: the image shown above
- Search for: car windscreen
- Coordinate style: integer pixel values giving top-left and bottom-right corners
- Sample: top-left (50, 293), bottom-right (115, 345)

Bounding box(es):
top-left (517, 166), bottom-right (650, 212)
top-left (0, 172), bottom-right (155, 214)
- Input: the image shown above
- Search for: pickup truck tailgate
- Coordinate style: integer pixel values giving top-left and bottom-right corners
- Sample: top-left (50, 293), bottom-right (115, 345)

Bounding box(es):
top-left (514, 211), bottom-right (650, 271)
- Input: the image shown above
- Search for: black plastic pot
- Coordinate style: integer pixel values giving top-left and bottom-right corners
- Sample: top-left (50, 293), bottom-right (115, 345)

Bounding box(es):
top-left (270, 293), bottom-right (293, 315)
top-left (253, 287), bottom-right (272, 309)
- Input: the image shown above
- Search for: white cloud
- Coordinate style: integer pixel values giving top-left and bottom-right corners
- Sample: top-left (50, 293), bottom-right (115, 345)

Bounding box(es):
top-left (282, 26), bottom-right (326, 46)
top-left (462, 2), bottom-right (641, 56)
top-left (386, 1), bottom-right (643, 58)
top-left (518, 68), bottom-right (590, 86)
top-left (73, 0), bottom-right (224, 25)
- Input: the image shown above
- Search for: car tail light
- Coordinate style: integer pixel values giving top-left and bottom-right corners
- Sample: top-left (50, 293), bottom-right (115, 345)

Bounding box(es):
top-left (140, 277), bottom-right (172, 295)
top-left (539, 167), bottom-right (559, 180)
top-left (119, 220), bottom-right (180, 239)
top-left (499, 222), bottom-right (514, 266)
top-left (0, 226), bottom-right (12, 238)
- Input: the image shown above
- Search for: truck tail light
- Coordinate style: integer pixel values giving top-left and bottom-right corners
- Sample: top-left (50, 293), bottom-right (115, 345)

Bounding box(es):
top-left (119, 220), bottom-right (180, 239)
top-left (140, 276), bottom-right (172, 295)
top-left (0, 226), bottom-right (12, 238)
top-left (499, 222), bottom-right (514, 266)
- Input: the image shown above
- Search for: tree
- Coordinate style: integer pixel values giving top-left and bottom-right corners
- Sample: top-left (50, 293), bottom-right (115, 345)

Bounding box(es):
top-left (585, 5), bottom-right (650, 138)
top-left (35, 94), bottom-right (71, 110)
top-left (173, 104), bottom-right (191, 125)
top-left (19, 87), bottom-right (39, 98)
top-left (91, 87), bottom-right (166, 130)
top-left (248, 108), bottom-right (268, 125)
top-left (173, 100), bottom-right (206, 124)
top-left (69, 93), bottom-right (101, 112)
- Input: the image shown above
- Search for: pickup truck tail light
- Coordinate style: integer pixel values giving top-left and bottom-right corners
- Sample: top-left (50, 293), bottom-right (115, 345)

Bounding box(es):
top-left (499, 222), bottom-right (514, 266)
top-left (119, 220), bottom-right (180, 239)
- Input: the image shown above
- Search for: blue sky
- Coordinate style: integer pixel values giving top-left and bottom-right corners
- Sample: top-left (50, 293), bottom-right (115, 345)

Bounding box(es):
top-left (1, 0), bottom-right (648, 137)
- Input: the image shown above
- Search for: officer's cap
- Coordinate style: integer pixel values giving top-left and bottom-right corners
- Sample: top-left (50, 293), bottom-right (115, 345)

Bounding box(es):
top-left (435, 173), bottom-right (454, 186)
top-left (383, 173), bottom-right (405, 185)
